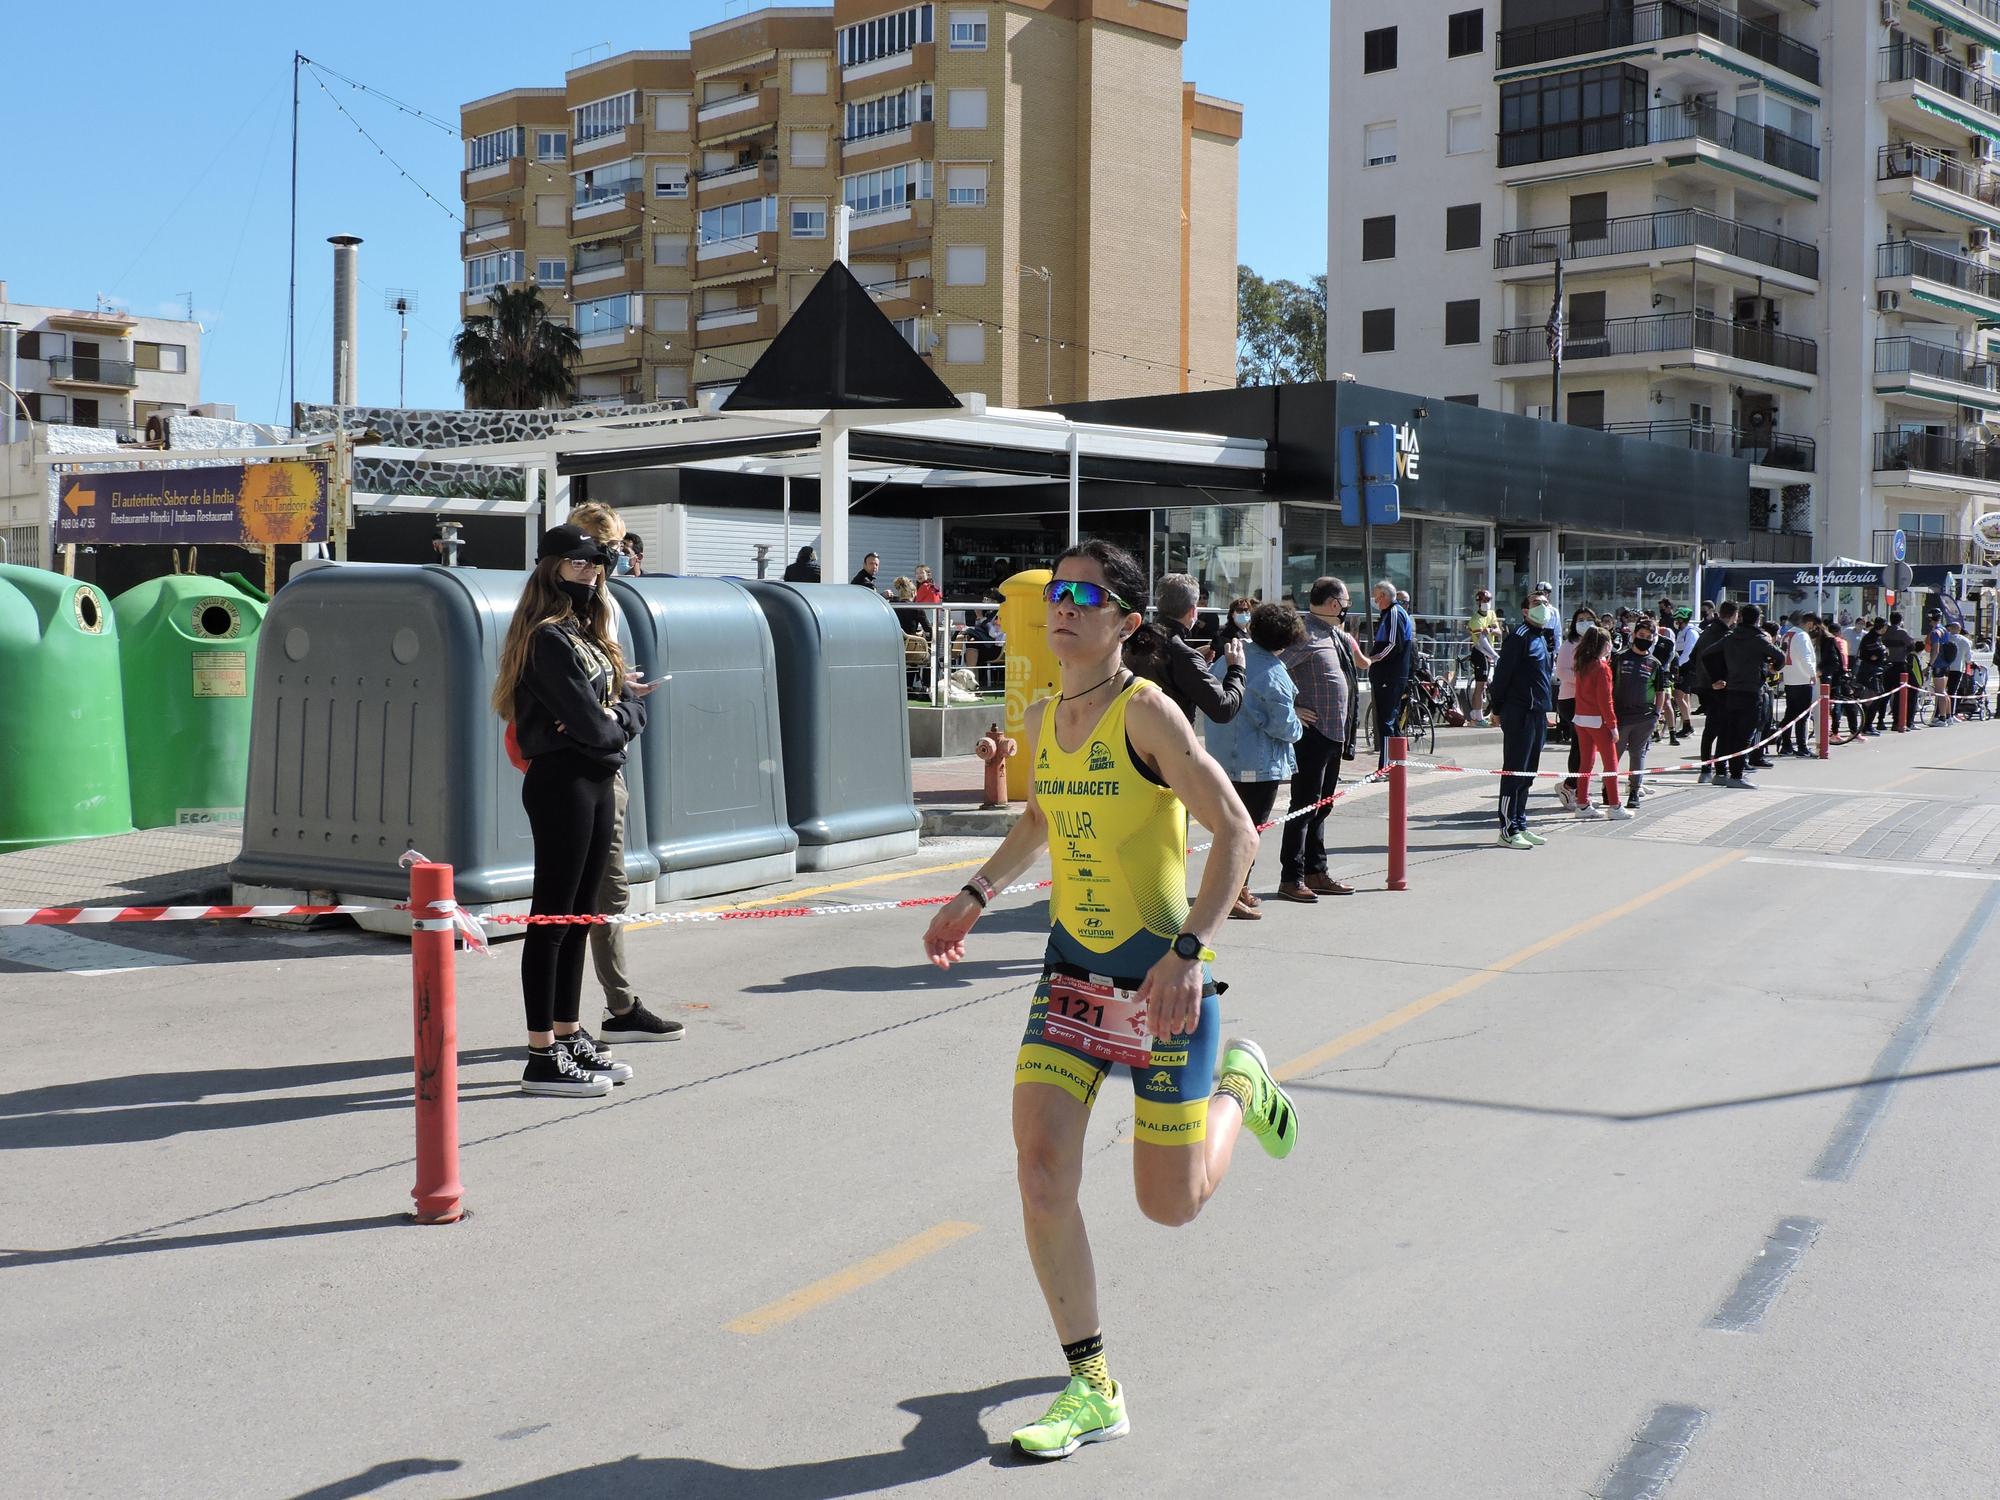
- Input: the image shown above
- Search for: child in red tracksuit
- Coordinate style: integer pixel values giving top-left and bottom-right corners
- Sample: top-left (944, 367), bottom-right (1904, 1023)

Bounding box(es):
top-left (1569, 625), bottom-right (1627, 818)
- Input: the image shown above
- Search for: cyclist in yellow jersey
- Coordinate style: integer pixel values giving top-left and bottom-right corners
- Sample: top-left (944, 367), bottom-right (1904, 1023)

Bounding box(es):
top-left (922, 539), bottom-right (1300, 1462)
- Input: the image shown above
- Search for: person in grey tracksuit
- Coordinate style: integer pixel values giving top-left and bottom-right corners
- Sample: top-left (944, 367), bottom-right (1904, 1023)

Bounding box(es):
top-left (1612, 620), bottom-right (1672, 807)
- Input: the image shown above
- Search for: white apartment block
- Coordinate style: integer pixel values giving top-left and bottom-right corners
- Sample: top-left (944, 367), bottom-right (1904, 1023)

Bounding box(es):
top-left (0, 285), bottom-right (204, 441)
top-left (1330, 0), bottom-right (2000, 574)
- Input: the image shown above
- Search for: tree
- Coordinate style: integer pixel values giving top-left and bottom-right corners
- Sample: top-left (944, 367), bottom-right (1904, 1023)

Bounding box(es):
top-left (452, 282), bottom-right (581, 410)
top-left (1236, 265), bottom-right (1327, 386)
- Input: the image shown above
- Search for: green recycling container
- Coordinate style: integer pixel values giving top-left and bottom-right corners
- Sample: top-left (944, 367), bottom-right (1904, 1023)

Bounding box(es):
top-left (0, 564), bottom-right (132, 851)
top-left (111, 574), bottom-right (267, 831)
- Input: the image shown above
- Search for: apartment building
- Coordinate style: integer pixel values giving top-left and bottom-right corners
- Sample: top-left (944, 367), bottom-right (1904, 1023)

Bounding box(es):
top-left (459, 1), bottom-right (1242, 417)
top-left (1329, 0), bottom-right (2000, 587)
top-left (0, 286), bottom-right (204, 441)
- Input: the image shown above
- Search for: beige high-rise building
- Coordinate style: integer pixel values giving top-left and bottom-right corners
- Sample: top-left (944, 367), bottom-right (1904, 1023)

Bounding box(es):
top-left (459, 1), bottom-right (1241, 413)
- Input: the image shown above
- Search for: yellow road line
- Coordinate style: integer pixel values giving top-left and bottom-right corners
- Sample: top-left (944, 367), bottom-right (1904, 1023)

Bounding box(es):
top-left (1274, 850), bottom-right (1744, 1083)
top-left (725, 1221), bottom-right (982, 1336)
top-left (1882, 741), bottom-right (2000, 792)
top-left (710, 859), bottom-right (987, 911)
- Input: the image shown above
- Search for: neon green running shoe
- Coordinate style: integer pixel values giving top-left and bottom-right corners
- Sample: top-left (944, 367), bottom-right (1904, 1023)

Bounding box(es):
top-left (1520, 828), bottom-right (1548, 846)
top-left (1220, 1037), bottom-right (1299, 1160)
top-left (1011, 1376), bottom-right (1129, 1460)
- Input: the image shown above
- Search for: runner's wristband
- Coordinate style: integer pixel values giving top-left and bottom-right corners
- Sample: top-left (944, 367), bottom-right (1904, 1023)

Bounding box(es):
top-left (962, 877), bottom-right (992, 909)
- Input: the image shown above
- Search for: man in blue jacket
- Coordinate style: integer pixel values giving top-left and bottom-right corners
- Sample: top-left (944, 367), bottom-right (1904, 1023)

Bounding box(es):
top-left (1486, 591), bottom-right (1556, 849)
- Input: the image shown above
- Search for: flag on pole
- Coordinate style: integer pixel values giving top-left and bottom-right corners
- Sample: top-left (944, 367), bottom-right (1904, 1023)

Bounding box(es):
top-left (1545, 259), bottom-right (1565, 367)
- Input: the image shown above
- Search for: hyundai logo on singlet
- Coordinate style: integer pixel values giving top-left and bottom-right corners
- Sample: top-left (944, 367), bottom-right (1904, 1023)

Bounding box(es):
top-left (1086, 740), bottom-right (1116, 772)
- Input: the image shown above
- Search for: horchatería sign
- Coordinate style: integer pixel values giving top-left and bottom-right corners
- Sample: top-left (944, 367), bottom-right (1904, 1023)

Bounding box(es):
top-left (56, 460), bottom-right (329, 546)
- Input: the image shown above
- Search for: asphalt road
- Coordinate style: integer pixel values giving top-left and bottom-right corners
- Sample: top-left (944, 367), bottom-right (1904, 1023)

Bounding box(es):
top-left (5, 725), bottom-right (2000, 1499)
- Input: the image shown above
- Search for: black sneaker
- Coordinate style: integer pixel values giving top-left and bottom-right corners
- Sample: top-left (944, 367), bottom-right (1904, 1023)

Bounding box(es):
top-left (601, 1000), bottom-right (685, 1042)
top-left (562, 1031), bottom-right (633, 1084)
top-left (522, 1045), bottom-right (612, 1098)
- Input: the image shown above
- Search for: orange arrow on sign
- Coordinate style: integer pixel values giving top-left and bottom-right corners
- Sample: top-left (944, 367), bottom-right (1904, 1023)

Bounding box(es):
top-left (62, 481), bottom-right (98, 516)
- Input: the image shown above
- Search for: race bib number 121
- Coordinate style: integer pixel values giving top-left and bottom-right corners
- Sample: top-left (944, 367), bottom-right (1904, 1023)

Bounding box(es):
top-left (1044, 973), bottom-right (1152, 1068)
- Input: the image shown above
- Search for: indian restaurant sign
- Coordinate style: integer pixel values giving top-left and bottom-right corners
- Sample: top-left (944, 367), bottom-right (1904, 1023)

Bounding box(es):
top-left (56, 460), bottom-right (329, 546)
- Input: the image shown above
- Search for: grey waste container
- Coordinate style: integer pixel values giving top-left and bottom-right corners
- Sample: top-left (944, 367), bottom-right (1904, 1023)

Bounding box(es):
top-left (609, 575), bottom-right (797, 900)
top-left (229, 564), bottom-right (659, 927)
top-left (739, 580), bottom-right (921, 871)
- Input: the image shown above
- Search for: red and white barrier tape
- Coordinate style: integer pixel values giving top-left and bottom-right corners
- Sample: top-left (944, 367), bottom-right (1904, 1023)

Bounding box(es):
top-left (1401, 701), bottom-right (1821, 781)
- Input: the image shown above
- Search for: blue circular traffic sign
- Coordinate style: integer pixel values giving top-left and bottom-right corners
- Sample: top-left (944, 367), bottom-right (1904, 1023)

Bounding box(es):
top-left (1892, 528), bottom-right (1907, 562)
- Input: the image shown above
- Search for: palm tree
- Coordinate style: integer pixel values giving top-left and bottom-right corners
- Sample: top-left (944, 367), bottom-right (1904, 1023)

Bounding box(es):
top-left (452, 282), bottom-right (581, 409)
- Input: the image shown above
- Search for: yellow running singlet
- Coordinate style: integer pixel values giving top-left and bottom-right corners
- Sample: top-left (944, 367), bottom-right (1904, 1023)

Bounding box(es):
top-left (1032, 679), bottom-right (1189, 954)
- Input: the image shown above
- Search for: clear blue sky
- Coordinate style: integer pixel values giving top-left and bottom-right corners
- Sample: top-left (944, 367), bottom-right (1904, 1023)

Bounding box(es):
top-left (1, 1), bottom-right (1326, 420)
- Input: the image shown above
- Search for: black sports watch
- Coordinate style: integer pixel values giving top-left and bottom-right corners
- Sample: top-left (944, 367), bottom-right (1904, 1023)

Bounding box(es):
top-left (1172, 931), bottom-right (1216, 962)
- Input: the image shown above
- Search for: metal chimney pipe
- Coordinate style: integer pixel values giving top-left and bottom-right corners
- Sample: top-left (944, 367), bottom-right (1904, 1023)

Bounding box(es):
top-left (328, 234), bottom-right (363, 406)
top-left (0, 321), bottom-right (18, 446)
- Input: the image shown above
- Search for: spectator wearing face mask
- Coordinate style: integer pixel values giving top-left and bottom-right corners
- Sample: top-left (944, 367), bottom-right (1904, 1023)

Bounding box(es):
top-left (1466, 588), bottom-right (1501, 721)
top-left (1568, 624), bottom-right (1629, 820)
top-left (1210, 596), bottom-right (1257, 661)
top-left (1614, 619), bottom-right (1671, 808)
top-left (1487, 592), bottom-right (1556, 849)
top-left (1553, 606), bottom-right (1596, 809)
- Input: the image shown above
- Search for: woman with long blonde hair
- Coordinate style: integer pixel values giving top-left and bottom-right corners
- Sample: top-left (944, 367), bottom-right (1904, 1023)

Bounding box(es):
top-left (493, 523), bottom-right (657, 1097)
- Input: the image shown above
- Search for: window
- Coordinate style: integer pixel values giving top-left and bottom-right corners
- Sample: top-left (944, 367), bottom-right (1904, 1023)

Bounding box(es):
top-left (655, 95), bottom-right (691, 132)
top-left (845, 85), bottom-right (933, 141)
top-left (945, 163), bottom-right (988, 206)
top-left (653, 161), bottom-right (689, 198)
top-left (654, 296), bottom-right (688, 333)
top-left (573, 294), bottom-right (632, 336)
top-left (536, 258), bottom-right (567, 286)
top-left (838, 4), bottom-right (935, 67)
top-left (1363, 26), bottom-right (1397, 73)
top-left (574, 160), bottom-right (642, 205)
top-left (1499, 63), bottom-right (1648, 167)
top-left (1361, 215), bottom-right (1395, 261)
top-left (466, 126), bottom-right (524, 170)
top-left (949, 10), bottom-right (988, 49)
top-left (791, 59), bottom-right (828, 95)
top-left (535, 195), bottom-right (566, 227)
top-left (1688, 402), bottom-right (1713, 429)
top-left (791, 129), bottom-right (828, 167)
top-left (1361, 307), bottom-right (1395, 352)
top-left (1447, 106), bottom-right (1483, 156)
top-left (946, 88), bottom-right (988, 128)
top-left (1444, 298), bottom-right (1480, 346)
top-left (1444, 202), bottom-right (1481, 251)
top-left (465, 250), bottom-right (525, 294)
top-left (792, 201), bottom-right (827, 237)
top-left (1364, 121), bottom-right (1397, 167)
top-left (1565, 390), bottom-right (1606, 428)
top-left (573, 92), bottom-right (637, 144)
top-left (944, 322), bottom-right (985, 363)
top-left (656, 365), bottom-right (689, 402)
top-left (574, 241), bottom-right (624, 274)
top-left (698, 196), bottom-right (779, 246)
top-left (1447, 8), bottom-right (1483, 58)
top-left (945, 244), bottom-right (987, 284)
top-left (653, 233), bottom-right (689, 267)
top-left (133, 341), bottom-right (187, 373)
top-left (1899, 511), bottom-right (1948, 535)
top-left (17, 331), bottom-right (55, 361)
top-left (1446, 393), bottom-right (1479, 406)
top-left (1568, 290), bottom-right (1607, 343)
top-left (843, 160), bottom-right (932, 215)
top-left (1569, 191), bottom-right (1609, 242)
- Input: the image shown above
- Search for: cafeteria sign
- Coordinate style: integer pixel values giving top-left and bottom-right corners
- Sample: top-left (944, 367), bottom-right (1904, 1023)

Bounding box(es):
top-left (57, 460), bottom-right (329, 546)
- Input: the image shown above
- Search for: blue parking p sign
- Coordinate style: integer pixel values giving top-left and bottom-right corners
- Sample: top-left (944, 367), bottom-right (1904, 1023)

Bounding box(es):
top-left (1748, 578), bottom-right (1773, 606)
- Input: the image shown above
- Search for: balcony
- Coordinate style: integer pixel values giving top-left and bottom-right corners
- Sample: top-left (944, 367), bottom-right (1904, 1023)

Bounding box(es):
top-left (570, 256), bottom-right (644, 296)
top-left (1494, 206), bottom-right (1819, 283)
top-left (1878, 142), bottom-right (2000, 232)
top-left (1879, 41), bottom-right (2000, 137)
top-left (694, 157), bottom-right (780, 208)
top-left (840, 118), bottom-right (934, 165)
top-left (1602, 419), bottom-right (1816, 471)
top-left (862, 274), bottom-right (934, 318)
top-left (1872, 527), bottom-right (1984, 566)
top-left (695, 87), bottom-right (780, 146)
top-left (693, 229), bottom-right (778, 280)
top-left (1922, 0), bottom-right (2000, 49)
top-left (1497, 1), bottom-right (1819, 87)
top-left (1500, 99), bottom-right (1820, 184)
top-left (1494, 311), bottom-right (1819, 379)
top-left (1874, 335), bottom-right (2000, 405)
top-left (851, 195), bottom-right (934, 253)
top-left (842, 41), bottom-right (934, 90)
top-left (1877, 238), bottom-right (2000, 320)
top-left (47, 356), bottom-right (138, 389)
top-left (1874, 430), bottom-right (2000, 488)
top-left (460, 157), bottom-right (527, 199)
top-left (694, 304), bottom-right (781, 346)
top-left (569, 189), bottom-right (644, 239)
top-left (461, 220), bottom-right (518, 252)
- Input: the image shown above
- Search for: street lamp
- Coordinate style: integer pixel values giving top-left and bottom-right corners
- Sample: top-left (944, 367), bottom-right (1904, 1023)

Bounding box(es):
top-left (1018, 265), bottom-right (1052, 405)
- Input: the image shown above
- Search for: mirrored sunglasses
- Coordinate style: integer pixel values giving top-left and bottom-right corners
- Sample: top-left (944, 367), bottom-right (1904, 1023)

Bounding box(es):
top-left (1043, 579), bottom-right (1132, 612)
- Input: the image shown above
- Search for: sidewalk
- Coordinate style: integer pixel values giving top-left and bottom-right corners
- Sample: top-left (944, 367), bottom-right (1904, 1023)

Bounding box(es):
top-left (0, 825), bottom-right (240, 910)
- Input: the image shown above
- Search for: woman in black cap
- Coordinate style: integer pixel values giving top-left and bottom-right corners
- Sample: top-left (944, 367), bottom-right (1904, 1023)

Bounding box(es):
top-left (493, 523), bottom-right (658, 1097)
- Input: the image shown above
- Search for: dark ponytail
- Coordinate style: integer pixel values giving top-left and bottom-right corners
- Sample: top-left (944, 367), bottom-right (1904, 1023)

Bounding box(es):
top-left (1052, 538), bottom-right (1169, 679)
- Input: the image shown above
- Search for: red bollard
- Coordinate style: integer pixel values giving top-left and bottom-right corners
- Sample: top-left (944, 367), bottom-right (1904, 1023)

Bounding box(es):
top-left (1897, 672), bottom-right (1909, 732)
top-left (1817, 683), bottom-right (1831, 761)
top-left (409, 861), bottom-right (464, 1225)
top-left (1387, 735), bottom-right (1409, 892)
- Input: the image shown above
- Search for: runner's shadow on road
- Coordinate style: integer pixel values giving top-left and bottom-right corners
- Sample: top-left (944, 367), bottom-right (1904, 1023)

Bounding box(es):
top-left (460, 1378), bottom-right (1055, 1499)
top-left (742, 957), bottom-right (1043, 995)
